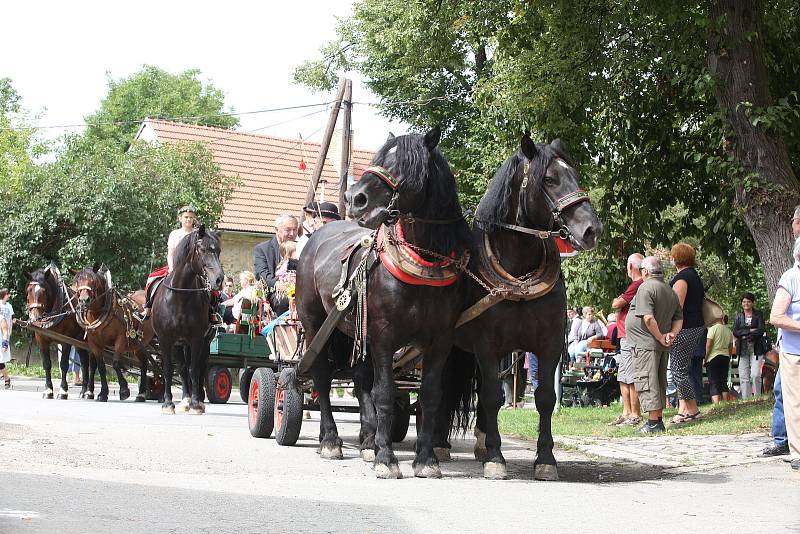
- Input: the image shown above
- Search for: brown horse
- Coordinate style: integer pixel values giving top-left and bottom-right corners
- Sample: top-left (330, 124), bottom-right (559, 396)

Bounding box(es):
top-left (762, 349), bottom-right (779, 394)
top-left (73, 265), bottom-right (155, 402)
top-left (24, 264), bottom-right (96, 399)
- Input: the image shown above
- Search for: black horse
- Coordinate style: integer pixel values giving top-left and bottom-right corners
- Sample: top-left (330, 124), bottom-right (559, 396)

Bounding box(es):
top-left (150, 225), bottom-right (223, 414)
top-left (296, 128), bottom-right (472, 478)
top-left (24, 265), bottom-right (96, 399)
top-left (439, 135), bottom-right (602, 480)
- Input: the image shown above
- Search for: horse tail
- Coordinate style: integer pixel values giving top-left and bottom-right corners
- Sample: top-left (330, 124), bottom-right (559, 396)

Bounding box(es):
top-left (442, 346), bottom-right (478, 437)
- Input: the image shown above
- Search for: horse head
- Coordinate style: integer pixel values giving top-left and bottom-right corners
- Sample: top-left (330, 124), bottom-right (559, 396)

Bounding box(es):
top-left (179, 225), bottom-right (224, 291)
top-left (73, 264), bottom-right (107, 314)
top-left (346, 127), bottom-right (453, 226)
top-left (515, 135), bottom-right (602, 251)
top-left (25, 269), bottom-right (55, 322)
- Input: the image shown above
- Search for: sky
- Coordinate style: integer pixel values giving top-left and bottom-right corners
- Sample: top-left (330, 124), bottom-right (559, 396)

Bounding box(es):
top-left (1, 0), bottom-right (407, 151)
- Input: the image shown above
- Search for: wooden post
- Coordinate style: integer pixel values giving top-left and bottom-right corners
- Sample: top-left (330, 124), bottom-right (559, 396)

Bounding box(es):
top-left (337, 79), bottom-right (353, 219)
top-left (300, 78), bottom-right (348, 231)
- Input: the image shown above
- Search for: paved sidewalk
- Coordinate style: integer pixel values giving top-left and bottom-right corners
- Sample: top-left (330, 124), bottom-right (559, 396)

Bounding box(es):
top-left (554, 432), bottom-right (777, 475)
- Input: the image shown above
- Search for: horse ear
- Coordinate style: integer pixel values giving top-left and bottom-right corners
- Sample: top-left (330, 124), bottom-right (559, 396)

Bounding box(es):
top-left (550, 138), bottom-right (566, 155)
top-left (92, 262), bottom-right (100, 273)
top-left (521, 133), bottom-right (537, 160)
top-left (199, 224), bottom-right (206, 237)
top-left (386, 132), bottom-right (395, 141)
top-left (424, 126), bottom-right (441, 151)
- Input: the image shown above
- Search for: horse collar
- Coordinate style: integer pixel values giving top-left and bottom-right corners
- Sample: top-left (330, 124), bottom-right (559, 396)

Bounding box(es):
top-left (376, 222), bottom-right (462, 287)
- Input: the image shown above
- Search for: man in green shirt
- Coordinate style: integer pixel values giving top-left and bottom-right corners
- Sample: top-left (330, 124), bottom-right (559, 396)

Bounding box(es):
top-left (624, 256), bottom-right (684, 433)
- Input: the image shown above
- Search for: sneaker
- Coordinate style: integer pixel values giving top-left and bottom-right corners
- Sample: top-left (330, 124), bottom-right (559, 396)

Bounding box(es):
top-left (791, 459), bottom-right (800, 471)
top-left (639, 420), bottom-right (665, 434)
top-left (608, 415), bottom-right (627, 426)
top-left (763, 443), bottom-right (790, 457)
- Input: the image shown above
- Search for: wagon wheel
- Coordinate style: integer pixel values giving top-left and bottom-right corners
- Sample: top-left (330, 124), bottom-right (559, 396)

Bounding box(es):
top-left (248, 368), bottom-right (276, 438)
top-left (206, 365), bottom-right (232, 404)
top-left (391, 391), bottom-right (411, 443)
top-left (239, 367), bottom-right (255, 403)
top-left (274, 368), bottom-right (303, 446)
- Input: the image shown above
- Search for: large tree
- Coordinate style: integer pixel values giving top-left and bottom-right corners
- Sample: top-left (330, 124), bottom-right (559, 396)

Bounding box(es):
top-left (85, 65), bottom-right (239, 151)
top-left (296, 0), bottom-right (800, 307)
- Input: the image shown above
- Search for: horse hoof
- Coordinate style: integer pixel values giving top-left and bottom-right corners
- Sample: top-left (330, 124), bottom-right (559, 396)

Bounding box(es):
top-left (413, 464), bottom-right (442, 479)
top-left (534, 464), bottom-right (559, 481)
top-left (119, 389), bottom-right (131, 401)
top-left (96, 395), bottom-right (108, 403)
top-left (43, 389), bottom-right (54, 400)
top-left (320, 446), bottom-right (344, 460)
top-left (188, 403), bottom-right (205, 415)
top-left (178, 398), bottom-right (191, 412)
top-left (134, 395), bottom-right (146, 403)
top-left (434, 447), bottom-right (452, 462)
top-left (85, 392), bottom-right (94, 400)
top-left (374, 463), bottom-right (403, 479)
top-left (474, 447), bottom-right (488, 463)
top-left (360, 449), bottom-right (375, 462)
top-left (484, 461), bottom-right (508, 480)
top-left (56, 389), bottom-right (68, 400)
top-left (161, 405), bottom-right (176, 415)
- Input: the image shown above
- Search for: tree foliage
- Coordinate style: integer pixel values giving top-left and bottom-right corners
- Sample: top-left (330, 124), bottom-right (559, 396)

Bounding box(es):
top-left (296, 0), bottom-right (800, 313)
top-left (85, 65), bottom-right (239, 152)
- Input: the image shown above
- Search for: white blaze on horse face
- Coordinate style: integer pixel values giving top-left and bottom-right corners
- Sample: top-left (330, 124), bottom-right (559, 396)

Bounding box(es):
top-left (556, 159), bottom-right (571, 170)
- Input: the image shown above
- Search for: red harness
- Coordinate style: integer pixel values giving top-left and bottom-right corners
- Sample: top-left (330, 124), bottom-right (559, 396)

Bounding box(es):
top-left (376, 222), bottom-right (460, 287)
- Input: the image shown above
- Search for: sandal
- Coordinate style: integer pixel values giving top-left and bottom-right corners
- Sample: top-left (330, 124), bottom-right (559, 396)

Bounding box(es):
top-left (670, 413), bottom-right (690, 424)
top-left (685, 411), bottom-right (702, 421)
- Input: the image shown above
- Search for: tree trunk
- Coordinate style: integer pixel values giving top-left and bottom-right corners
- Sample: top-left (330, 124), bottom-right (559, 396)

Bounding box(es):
top-left (707, 0), bottom-right (800, 302)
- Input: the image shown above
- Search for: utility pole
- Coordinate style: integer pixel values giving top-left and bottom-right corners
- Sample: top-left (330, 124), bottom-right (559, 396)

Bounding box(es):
top-left (300, 78), bottom-right (348, 231)
top-left (337, 79), bottom-right (353, 219)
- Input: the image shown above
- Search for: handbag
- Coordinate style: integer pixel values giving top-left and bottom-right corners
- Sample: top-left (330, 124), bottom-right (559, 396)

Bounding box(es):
top-left (702, 294), bottom-right (725, 327)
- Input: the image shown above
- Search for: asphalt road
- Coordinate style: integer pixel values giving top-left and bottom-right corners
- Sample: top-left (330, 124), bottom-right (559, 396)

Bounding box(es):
top-left (0, 383), bottom-right (798, 533)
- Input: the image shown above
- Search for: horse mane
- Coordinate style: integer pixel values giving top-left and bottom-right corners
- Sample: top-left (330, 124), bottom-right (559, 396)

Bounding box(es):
top-left (172, 227), bottom-right (221, 269)
top-left (373, 133), bottom-right (472, 256)
top-left (475, 143), bottom-right (560, 233)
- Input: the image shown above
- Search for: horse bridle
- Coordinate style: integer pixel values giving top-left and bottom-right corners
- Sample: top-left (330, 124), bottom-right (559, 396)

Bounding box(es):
top-left (26, 268), bottom-right (75, 328)
top-left (361, 165), bottom-right (465, 226)
top-left (75, 271), bottom-right (116, 330)
top-left (487, 157), bottom-right (591, 244)
top-left (163, 238), bottom-right (214, 293)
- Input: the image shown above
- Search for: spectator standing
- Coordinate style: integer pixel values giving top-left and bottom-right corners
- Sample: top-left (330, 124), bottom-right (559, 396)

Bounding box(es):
top-left (705, 316), bottom-right (735, 404)
top-left (608, 253), bottom-right (644, 426)
top-left (768, 235), bottom-right (800, 472)
top-left (668, 243), bottom-right (706, 424)
top-left (733, 292), bottom-right (767, 397)
top-left (566, 308), bottom-right (582, 351)
top-left (762, 206), bottom-right (800, 457)
top-left (0, 288), bottom-right (13, 388)
top-left (254, 214), bottom-right (299, 290)
top-left (567, 306), bottom-right (606, 364)
top-left (688, 330), bottom-right (707, 404)
top-left (625, 256), bottom-right (683, 433)
top-left (526, 352), bottom-right (538, 393)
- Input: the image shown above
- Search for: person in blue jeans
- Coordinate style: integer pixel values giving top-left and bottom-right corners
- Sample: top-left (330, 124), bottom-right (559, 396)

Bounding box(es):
top-left (763, 367), bottom-right (789, 456)
top-left (526, 352), bottom-right (538, 392)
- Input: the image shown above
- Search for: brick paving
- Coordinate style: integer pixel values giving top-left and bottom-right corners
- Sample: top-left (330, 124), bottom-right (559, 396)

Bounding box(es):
top-left (554, 432), bottom-right (777, 475)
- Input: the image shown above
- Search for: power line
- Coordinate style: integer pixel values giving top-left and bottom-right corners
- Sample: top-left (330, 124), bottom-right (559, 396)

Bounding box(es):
top-left (0, 101), bottom-right (333, 132)
top-left (0, 90), bottom-right (471, 133)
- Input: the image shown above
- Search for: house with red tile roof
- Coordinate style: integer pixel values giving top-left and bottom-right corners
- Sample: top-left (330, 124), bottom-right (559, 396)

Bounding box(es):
top-left (134, 118), bottom-right (374, 275)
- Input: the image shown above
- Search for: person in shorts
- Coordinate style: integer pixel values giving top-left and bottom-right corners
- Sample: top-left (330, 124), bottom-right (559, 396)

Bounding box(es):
top-left (608, 253), bottom-right (644, 426)
top-left (624, 257), bottom-right (683, 433)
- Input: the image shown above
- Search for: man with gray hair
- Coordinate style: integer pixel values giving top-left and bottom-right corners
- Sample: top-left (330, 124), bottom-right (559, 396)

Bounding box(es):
top-left (254, 214), bottom-right (299, 289)
top-left (625, 256), bottom-right (684, 433)
top-left (608, 253), bottom-right (644, 426)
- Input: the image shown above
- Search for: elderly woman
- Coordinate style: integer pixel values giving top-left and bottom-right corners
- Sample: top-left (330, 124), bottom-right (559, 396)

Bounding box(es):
top-left (668, 243), bottom-right (706, 424)
top-left (770, 236), bottom-right (800, 472)
top-left (733, 292), bottom-right (767, 398)
top-left (567, 306), bottom-right (606, 364)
